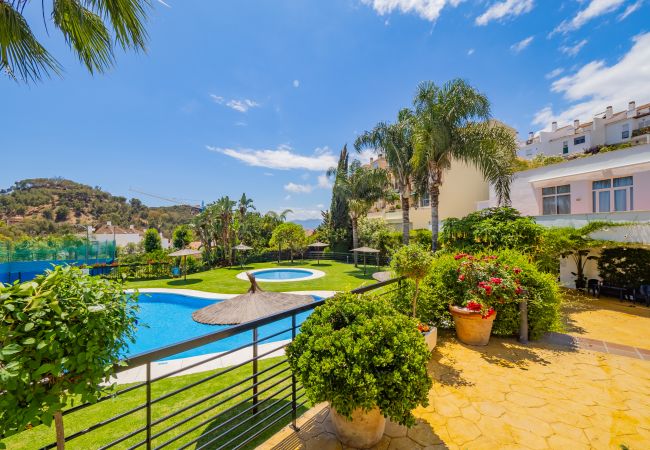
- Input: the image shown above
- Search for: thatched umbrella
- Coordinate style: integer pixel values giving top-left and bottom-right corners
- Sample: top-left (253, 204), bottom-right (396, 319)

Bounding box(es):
top-left (233, 243), bottom-right (253, 268)
top-left (351, 246), bottom-right (380, 275)
top-left (308, 242), bottom-right (328, 265)
top-left (168, 248), bottom-right (202, 281)
top-left (192, 272), bottom-right (314, 325)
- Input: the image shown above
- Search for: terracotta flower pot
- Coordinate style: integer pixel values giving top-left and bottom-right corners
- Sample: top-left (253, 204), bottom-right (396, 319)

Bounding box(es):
top-left (330, 406), bottom-right (386, 448)
top-left (449, 305), bottom-right (496, 346)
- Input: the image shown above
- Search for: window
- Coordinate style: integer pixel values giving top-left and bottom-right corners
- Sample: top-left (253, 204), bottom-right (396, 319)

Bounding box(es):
top-left (541, 185), bottom-right (571, 215)
top-left (562, 141), bottom-right (568, 154)
top-left (622, 123), bottom-right (630, 139)
top-left (419, 193), bottom-right (430, 207)
top-left (574, 136), bottom-right (585, 145)
top-left (592, 177), bottom-right (633, 213)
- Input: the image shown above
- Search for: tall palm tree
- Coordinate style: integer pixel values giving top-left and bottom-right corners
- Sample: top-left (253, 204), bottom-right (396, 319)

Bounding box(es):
top-left (1, 0), bottom-right (149, 83)
top-left (412, 79), bottom-right (517, 251)
top-left (236, 193), bottom-right (255, 241)
top-left (214, 196), bottom-right (236, 265)
top-left (328, 160), bottom-right (392, 264)
top-left (355, 108), bottom-right (415, 245)
top-left (265, 209), bottom-right (293, 222)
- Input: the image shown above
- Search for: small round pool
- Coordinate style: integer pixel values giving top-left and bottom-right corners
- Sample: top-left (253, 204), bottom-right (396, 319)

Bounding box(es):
top-left (127, 292), bottom-right (320, 360)
top-left (236, 267), bottom-right (325, 282)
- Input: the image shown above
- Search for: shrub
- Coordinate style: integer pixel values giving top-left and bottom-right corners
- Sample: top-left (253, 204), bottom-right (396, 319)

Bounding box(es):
top-left (0, 266), bottom-right (138, 441)
top-left (387, 250), bottom-right (561, 339)
top-left (598, 247), bottom-right (650, 287)
top-left (286, 293), bottom-right (431, 426)
top-left (391, 244), bottom-right (433, 317)
top-left (143, 228), bottom-right (162, 253)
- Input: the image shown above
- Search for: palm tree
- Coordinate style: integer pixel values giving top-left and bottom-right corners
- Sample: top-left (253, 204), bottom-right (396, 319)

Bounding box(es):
top-left (355, 108), bottom-right (414, 245)
top-left (214, 196), bottom-right (236, 265)
top-left (328, 160), bottom-right (392, 264)
top-left (236, 193), bottom-right (255, 241)
top-left (265, 209), bottom-right (293, 222)
top-left (412, 79), bottom-right (517, 251)
top-left (1, 0), bottom-right (149, 83)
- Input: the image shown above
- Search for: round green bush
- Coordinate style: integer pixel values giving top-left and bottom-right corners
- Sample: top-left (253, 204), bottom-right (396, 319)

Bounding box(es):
top-left (286, 293), bottom-right (432, 426)
top-left (388, 250), bottom-right (562, 340)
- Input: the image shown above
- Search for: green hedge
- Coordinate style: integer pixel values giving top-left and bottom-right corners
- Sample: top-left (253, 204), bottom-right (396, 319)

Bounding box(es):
top-left (387, 250), bottom-right (562, 340)
top-left (598, 247), bottom-right (650, 287)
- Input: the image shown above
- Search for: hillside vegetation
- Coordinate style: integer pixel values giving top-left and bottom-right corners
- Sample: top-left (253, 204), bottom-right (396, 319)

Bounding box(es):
top-left (0, 178), bottom-right (195, 239)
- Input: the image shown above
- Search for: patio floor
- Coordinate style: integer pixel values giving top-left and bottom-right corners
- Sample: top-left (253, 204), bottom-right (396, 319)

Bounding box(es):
top-left (257, 296), bottom-right (650, 449)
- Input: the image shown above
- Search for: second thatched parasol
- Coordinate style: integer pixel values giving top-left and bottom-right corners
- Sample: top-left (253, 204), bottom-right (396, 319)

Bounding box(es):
top-left (192, 272), bottom-right (314, 325)
top-left (168, 248), bottom-right (202, 281)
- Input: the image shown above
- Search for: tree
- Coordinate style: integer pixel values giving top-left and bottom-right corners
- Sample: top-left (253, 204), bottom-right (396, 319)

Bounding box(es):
top-left (143, 228), bottom-right (161, 253)
top-left (355, 108), bottom-right (415, 245)
top-left (0, 266), bottom-right (138, 448)
top-left (172, 224), bottom-right (194, 249)
top-left (265, 208), bottom-right (293, 223)
top-left (0, 0), bottom-right (150, 83)
top-left (214, 196), bottom-right (236, 265)
top-left (328, 145), bottom-right (352, 252)
top-left (412, 79), bottom-right (517, 251)
top-left (269, 222), bottom-right (306, 263)
top-left (328, 159), bottom-right (392, 264)
top-left (391, 244), bottom-right (433, 318)
top-left (54, 205), bottom-right (69, 222)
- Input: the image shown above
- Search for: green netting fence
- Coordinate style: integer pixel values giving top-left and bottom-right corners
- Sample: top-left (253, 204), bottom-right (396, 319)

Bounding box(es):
top-left (0, 240), bottom-right (116, 263)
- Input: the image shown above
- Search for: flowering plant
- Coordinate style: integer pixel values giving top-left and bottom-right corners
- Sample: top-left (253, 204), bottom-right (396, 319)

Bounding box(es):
top-left (453, 253), bottom-right (524, 318)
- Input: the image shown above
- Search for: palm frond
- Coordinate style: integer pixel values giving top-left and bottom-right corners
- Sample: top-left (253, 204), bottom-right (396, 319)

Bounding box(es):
top-left (0, 2), bottom-right (61, 82)
top-left (86, 0), bottom-right (149, 50)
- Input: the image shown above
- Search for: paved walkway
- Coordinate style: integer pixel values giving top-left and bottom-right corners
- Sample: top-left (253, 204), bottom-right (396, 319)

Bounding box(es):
top-left (258, 295), bottom-right (650, 449)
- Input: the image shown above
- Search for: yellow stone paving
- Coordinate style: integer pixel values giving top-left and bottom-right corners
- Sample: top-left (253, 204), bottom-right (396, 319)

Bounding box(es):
top-left (258, 293), bottom-right (650, 450)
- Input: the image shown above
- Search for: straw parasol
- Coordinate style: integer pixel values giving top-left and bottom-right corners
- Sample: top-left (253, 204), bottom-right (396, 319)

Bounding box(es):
top-left (168, 248), bottom-right (202, 281)
top-left (233, 243), bottom-right (253, 268)
top-left (351, 246), bottom-right (380, 275)
top-left (308, 242), bottom-right (329, 265)
top-left (192, 273), bottom-right (314, 325)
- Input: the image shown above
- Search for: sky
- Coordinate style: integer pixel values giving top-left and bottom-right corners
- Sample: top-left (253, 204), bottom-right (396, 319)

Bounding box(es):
top-left (1, 0), bottom-right (649, 222)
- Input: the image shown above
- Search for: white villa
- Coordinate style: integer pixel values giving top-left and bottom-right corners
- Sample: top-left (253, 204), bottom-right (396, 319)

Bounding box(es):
top-left (85, 222), bottom-right (171, 249)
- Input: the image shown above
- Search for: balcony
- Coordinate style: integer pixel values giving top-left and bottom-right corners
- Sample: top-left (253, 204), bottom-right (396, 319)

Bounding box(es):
top-left (533, 210), bottom-right (650, 228)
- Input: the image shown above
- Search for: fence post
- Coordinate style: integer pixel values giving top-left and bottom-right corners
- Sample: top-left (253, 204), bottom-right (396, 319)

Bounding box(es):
top-left (290, 313), bottom-right (299, 431)
top-left (146, 362), bottom-right (152, 450)
top-left (519, 299), bottom-right (528, 344)
top-left (252, 327), bottom-right (258, 414)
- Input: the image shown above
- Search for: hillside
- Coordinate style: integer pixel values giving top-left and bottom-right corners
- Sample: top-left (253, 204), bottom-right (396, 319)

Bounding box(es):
top-left (0, 178), bottom-right (196, 238)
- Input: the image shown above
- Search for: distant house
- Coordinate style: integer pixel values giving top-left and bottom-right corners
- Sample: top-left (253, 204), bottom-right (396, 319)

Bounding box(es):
top-left (87, 222), bottom-right (171, 249)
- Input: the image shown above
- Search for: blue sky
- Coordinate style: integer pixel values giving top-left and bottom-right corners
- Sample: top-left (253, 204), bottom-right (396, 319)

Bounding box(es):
top-left (1, 0), bottom-right (649, 221)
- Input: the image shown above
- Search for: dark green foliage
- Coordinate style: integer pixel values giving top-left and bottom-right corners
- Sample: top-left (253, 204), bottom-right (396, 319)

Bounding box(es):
top-left (440, 207), bottom-right (544, 254)
top-left (172, 225), bottom-right (194, 249)
top-left (54, 205), bottom-right (69, 222)
top-left (598, 247), bottom-right (650, 287)
top-left (0, 266), bottom-right (138, 437)
top-left (409, 229), bottom-right (432, 248)
top-left (328, 146), bottom-right (352, 252)
top-left (387, 250), bottom-right (561, 340)
top-left (286, 293), bottom-right (432, 426)
top-left (143, 228), bottom-right (161, 253)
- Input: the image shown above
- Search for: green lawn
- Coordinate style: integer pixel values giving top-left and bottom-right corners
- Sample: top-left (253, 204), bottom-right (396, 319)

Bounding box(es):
top-left (2, 357), bottom-right (309, 450)
top-left (126, 259), bottom-right (381, 294)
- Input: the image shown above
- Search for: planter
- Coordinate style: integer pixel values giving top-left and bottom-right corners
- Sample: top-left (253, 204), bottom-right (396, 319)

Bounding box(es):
top-left (449, 305), bottom-right (496, 346)
top-left (330, 406), bottom-right (386, 449)
top-left (423, 327), bottom-right (437, 350)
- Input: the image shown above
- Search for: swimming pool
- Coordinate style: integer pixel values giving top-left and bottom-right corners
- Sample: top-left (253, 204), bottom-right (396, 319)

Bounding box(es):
top-left (126, 292), bottom-right (317, 360)
top-left (236, 267), bottom-right (325, 282)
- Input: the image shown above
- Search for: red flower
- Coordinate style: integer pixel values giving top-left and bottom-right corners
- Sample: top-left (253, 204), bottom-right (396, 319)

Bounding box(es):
top-left (513, 267), bottom-right (522, 274)
top-left (467, 301), bottom-right (482, 311)
top-left (515, 286), bottom-right (523, 295)
top-left (490, 277), bottom-right (503, 285)
top-left (482, 308), bottom-right (495, 319)
top-left (458, 274), bottom-right (466, 281)
top-left (454, 253), bottom-right (467, 260)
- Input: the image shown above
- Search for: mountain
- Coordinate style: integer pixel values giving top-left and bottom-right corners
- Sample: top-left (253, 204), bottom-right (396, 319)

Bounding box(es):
top-left (290, 219), bottom-right (322, 230)
top-left (0, 178), bottom-right (196, 238)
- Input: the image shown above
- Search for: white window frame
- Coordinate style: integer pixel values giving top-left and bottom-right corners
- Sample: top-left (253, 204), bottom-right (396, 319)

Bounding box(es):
top-left (541, 185), bottom-right (571, 215)
top-left (621, 123), bottom-right (630, 140)
top-left (592, 177), bottom-right (634, 213)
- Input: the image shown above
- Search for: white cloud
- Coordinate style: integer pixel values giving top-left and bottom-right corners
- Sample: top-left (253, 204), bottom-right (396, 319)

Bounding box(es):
top-left (356, 149), bottom-right (375, 165)
top-left (510, 36), bottom-right (534, 53)
top-left (293, 79), bottom-right (300, 88)
top-left (545, 67), bottom-right (564, 79)
top-left (467, 48), bottom-right (475, 56)
top-left (234, 121), bottom-right (247, 127)
top-left (533, 32), bottom-right (650, 128)
top-left (284, 182), bottom-right (314, 194)
top-left (285, 208), bottom-right (323, 221)
top-left (264, 172), bottom-right (274, 177)
top-left (317, 174), bottom-right (332, 189)
top-left (284, 195), bottom-right (292, 201)
top-left (551, 0), bottom-right (625, 35)
top-left (210, 94), bottom-right (224, 104)
top-left (559, 39), bottom-right (588, 56)
top-left (475, 0), bottom-right (534, 26)
top-left (618, 0), bottom-right (643, 20)
top-left (360, 0), bottom-right (463, 22)
top-left (226, 99), bottom-right (259, 113)
top-left (207, 144), bottom-right (338, 171)
top-left (316, 203), bottom-right (325, 209)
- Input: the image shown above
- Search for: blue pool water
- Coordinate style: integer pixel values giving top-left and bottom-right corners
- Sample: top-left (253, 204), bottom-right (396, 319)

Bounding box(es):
top-left (126, 292), bottom-right (316, 360)
top-left (253, 269), bottom-right (314, 280)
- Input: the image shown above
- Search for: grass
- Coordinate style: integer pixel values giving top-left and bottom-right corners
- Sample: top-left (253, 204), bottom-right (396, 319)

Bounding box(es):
top-left (2, 357), bottom-right (309, 450)
top-left (126, 259), bottom-right (381, 294)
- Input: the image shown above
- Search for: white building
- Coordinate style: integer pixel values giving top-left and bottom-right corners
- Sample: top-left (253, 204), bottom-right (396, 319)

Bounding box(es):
top-left (86, 222), bottom-right (171, 249)
top-left (518, 101), bottom-right (650, 159)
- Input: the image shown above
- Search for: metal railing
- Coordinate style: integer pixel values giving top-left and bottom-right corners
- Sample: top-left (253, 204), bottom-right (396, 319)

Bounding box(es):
top-left (39, 277), bottom-right (403, 450)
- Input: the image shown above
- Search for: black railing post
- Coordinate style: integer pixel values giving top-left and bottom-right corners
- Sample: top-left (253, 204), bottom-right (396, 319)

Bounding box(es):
top-left (290, 313), bottom-right (299, 431)
top-left (146, 362), bottom-right (152, 450)
top-left (252, 327), bottom-right (259, 415)
top-left (519, 298), bottom-right (528, 344)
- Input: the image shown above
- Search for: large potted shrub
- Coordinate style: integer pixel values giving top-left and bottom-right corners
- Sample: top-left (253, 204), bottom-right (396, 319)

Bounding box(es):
top-left (286, 293), bottom-right (431, 448)
top-left (0, 266), bottom-right (138, 449)
top-left (449, 253), bottom-right (523, 346)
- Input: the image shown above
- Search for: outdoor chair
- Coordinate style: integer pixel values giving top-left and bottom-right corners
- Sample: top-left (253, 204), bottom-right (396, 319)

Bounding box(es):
top-left (171, 266), bottom-right (181, 278)
top-left (587, 279), bottom-right (600, 297)
top-left (631, 285), bottom-right (650, 307)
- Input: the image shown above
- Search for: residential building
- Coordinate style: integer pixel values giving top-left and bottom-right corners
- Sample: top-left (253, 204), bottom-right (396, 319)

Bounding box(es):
top-left (365, 155), bottom-right (489, 231)
top-left (518, 101), bottom-right (650, 159)
top-left (87, 222), bottom-right (171, 249)
top-left (482, 144), bottom-right (650, 286)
